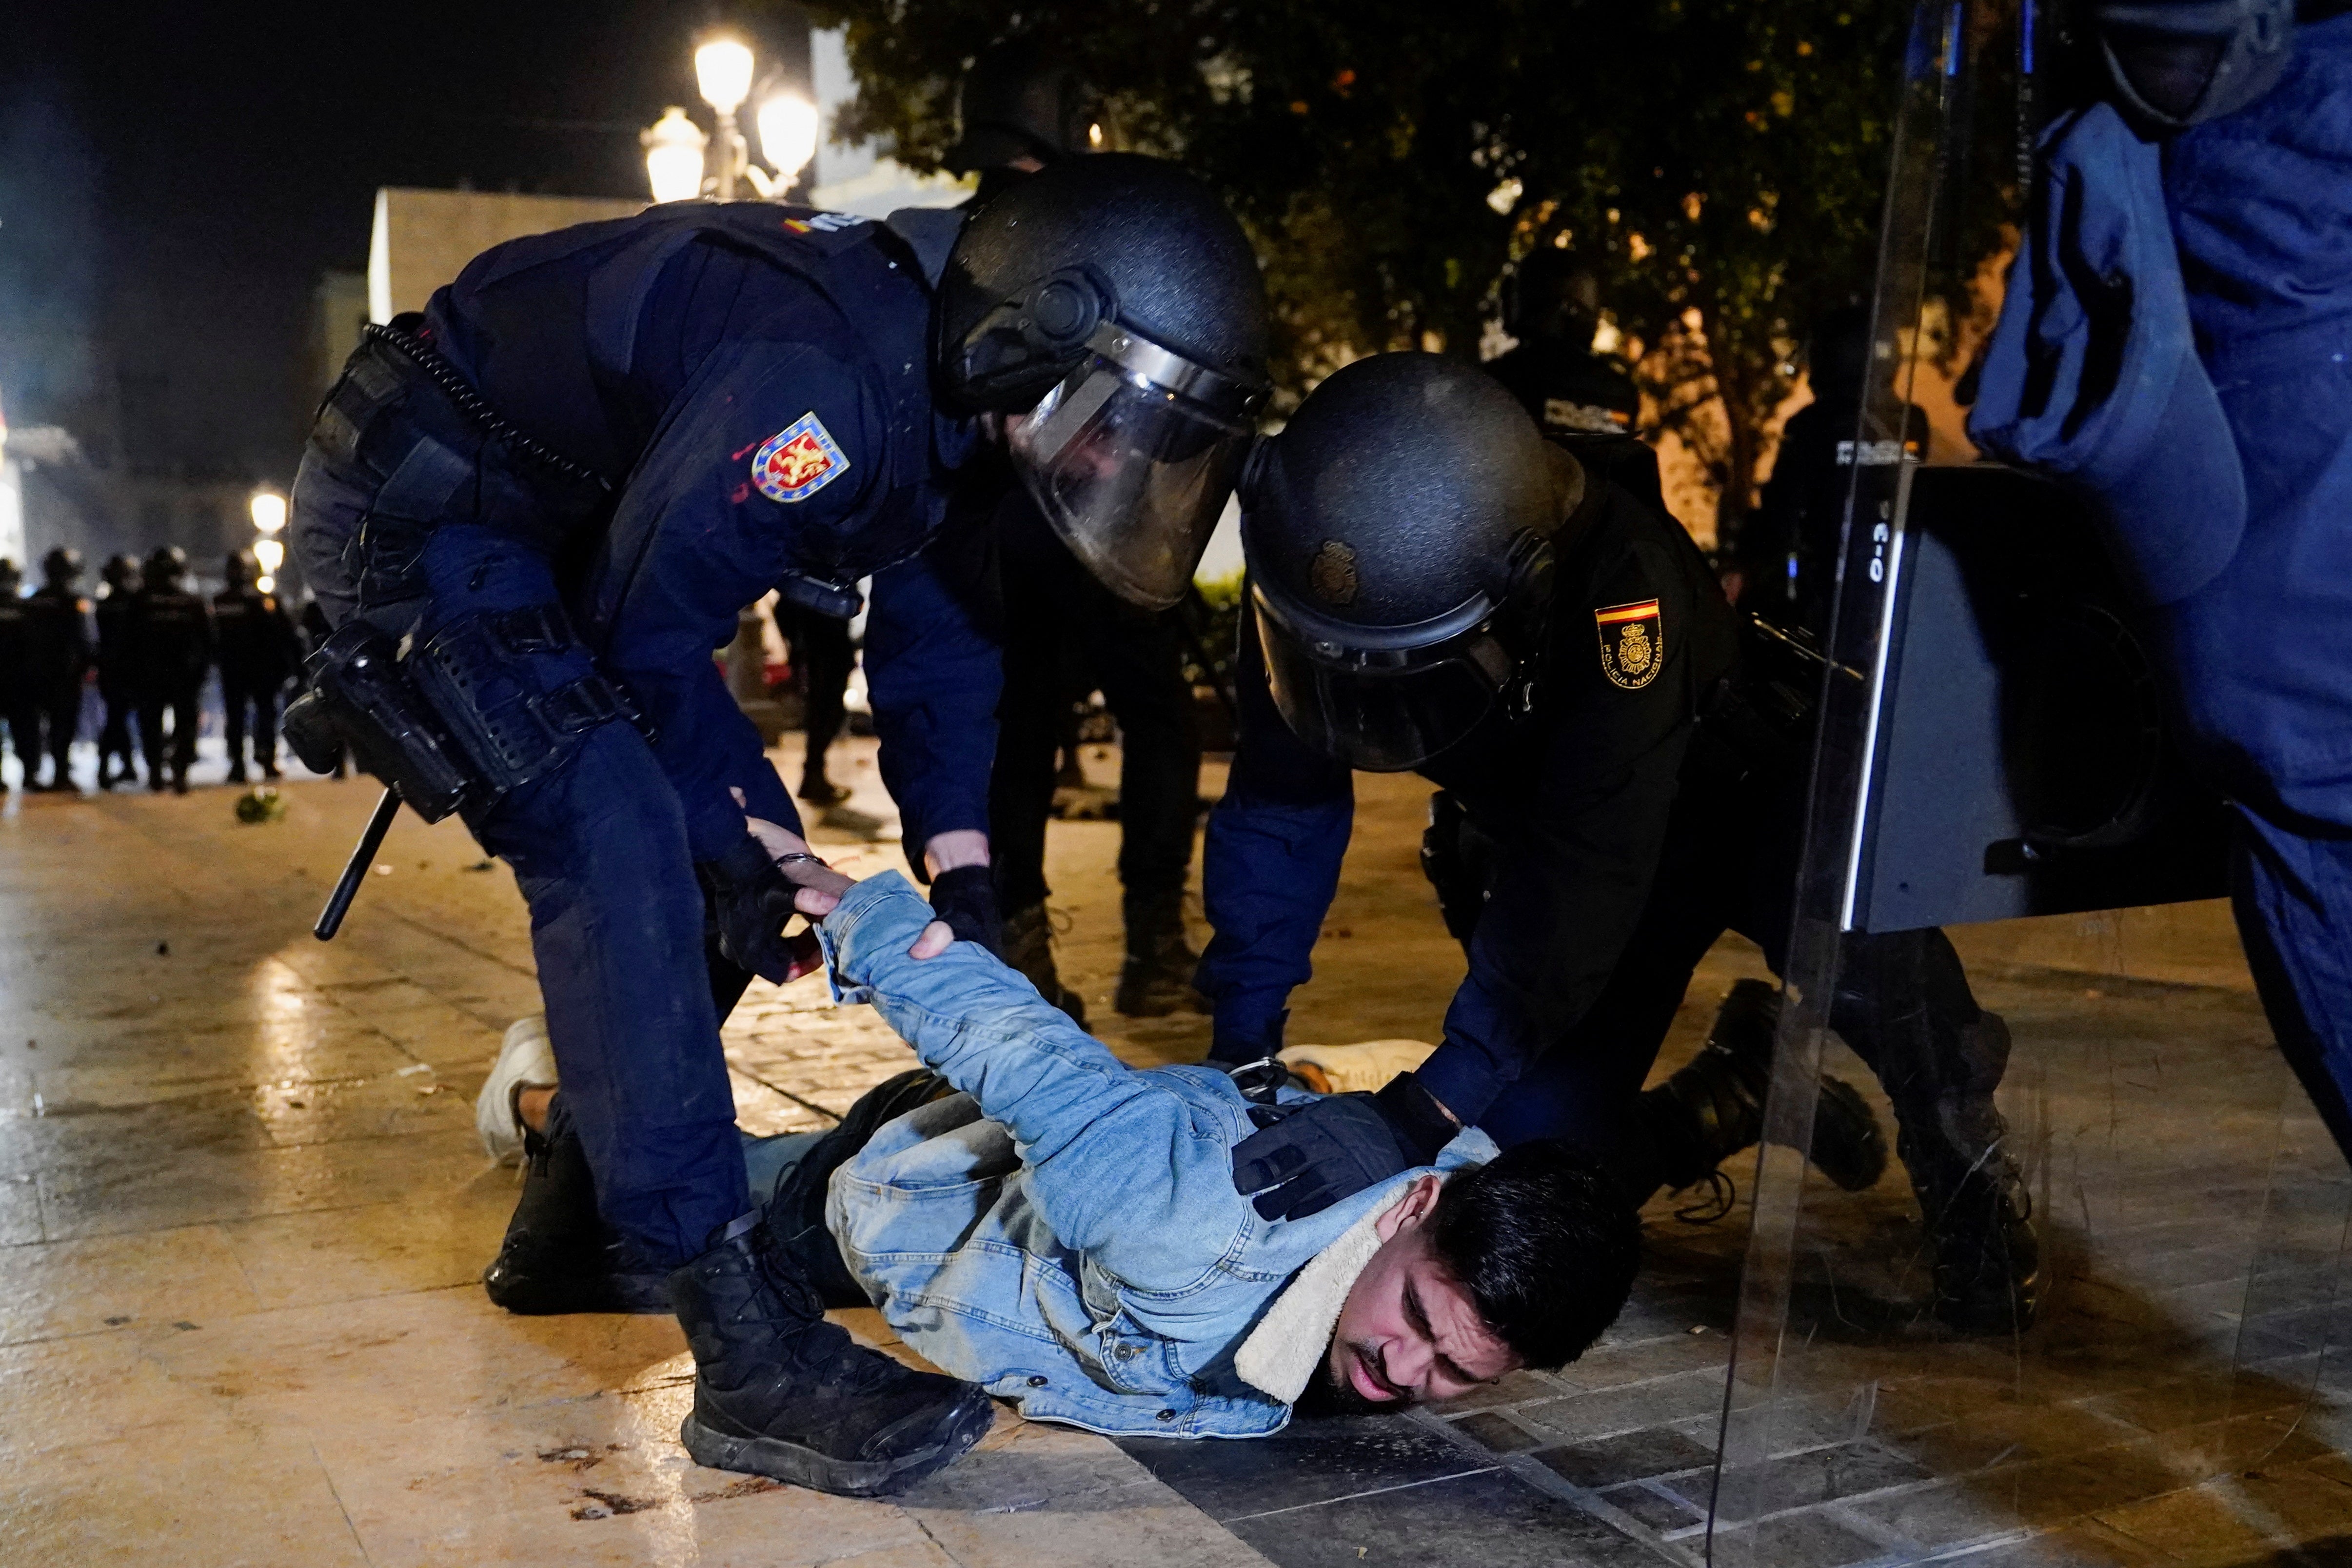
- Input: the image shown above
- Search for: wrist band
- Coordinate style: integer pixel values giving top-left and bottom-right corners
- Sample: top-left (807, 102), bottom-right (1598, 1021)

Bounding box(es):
top-left (773, 852), bottom-right (829, 870)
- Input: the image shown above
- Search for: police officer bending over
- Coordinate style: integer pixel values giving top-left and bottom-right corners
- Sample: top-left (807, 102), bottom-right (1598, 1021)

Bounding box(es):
top-left (288, 156), bottom-right (1266, 1487)
top-left (1201, 354), bottom-right (2038, 1334)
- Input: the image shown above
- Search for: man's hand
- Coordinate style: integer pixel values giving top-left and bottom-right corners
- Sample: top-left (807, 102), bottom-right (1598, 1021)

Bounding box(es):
top-left (1230, 1073), bottom-right (1462, 1222)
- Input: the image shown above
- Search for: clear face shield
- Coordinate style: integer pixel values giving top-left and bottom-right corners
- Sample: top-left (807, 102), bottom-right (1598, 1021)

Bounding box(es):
top-left (1250, 580), bottom-right (1519, 773)
top-left (1007, 322), bottom-right (1263, 610)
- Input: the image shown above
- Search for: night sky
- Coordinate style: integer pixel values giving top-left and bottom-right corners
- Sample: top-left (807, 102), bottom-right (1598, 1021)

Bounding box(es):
top-left (0, 2), bottom-right (809, 483)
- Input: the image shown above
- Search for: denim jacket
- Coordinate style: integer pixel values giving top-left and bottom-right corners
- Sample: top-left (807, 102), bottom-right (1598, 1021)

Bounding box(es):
top-left (818, 873), bottom-right (1497, 1439)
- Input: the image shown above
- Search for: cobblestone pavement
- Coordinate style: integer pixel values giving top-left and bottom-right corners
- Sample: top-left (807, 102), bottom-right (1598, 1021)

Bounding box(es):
top-left (4, 736), bottom-right (2351, 1565)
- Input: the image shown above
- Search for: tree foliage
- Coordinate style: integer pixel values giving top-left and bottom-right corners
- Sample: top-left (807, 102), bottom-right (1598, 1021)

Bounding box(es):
top-left (792, 0), bottom-right (2011, 529)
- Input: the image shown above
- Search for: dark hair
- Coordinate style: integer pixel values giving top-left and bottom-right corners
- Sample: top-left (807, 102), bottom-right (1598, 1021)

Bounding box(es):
top-left (1428, 1141), bottom-right (1640, 1370)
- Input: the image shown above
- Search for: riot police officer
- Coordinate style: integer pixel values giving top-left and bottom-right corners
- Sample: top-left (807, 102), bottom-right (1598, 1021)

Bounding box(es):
top-left (1485, 247), bottom-right (1640, 441)
top-left (214, 550), bottom-right (301, 783)
top-left (0, 560), bottom-right (28, 789)
top-left (20, 548), bottom-right (93, 791)
top-left (1970, 0), bottom-right (2352, 1169)
top-left (1201, 354), bottom-right (2038, 1333)
top-left (952, 41), bottom-right (1213, 1021)
top-left (288, 156), bottom-right (1266, 1491)
top-left (131, 546), bottom-right (212, 794)
top-left (1732, 305), bottom-right (1931, 628)
top-left (94, 554), bottom-right (144, 789)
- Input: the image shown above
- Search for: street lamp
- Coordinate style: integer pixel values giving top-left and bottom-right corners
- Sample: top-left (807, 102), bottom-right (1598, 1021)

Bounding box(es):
top-left (695, 36), bottom-right (755, 201)
top-left (642, 107), bottom-right (710, 204)
top-left (249, 489), bottom-right (287, 594)
top-left (755, 91), bottom-right (820, 194)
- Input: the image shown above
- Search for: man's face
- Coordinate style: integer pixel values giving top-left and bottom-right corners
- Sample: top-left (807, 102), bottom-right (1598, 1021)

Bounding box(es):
top-left (1317, 1176), bottom-right (1519, 1412)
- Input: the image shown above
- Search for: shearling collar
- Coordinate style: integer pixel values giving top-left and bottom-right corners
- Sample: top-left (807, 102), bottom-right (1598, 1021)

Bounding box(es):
top-left (1235, 1185), bottom-right (1420, 1406)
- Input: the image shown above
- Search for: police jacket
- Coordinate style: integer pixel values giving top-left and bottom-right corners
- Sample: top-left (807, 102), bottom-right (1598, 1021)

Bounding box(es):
top-left (22, 588), bottom-right (93, 696)
top-left (1485, 339), bottom-right (1639, 439)
top-left (212, 588), bottom-right (301, 685)
top-left (94, 593), bottom-right (137, 690)
top-left (403, 203), bottom-right (989, 860)
top-left (129, 589), bottom-right (214, 692)
top-left (1198, 471), bottom-right (1737, 1126)
top-left (1739, 398), bottom-right (1929, 635)
top-left (0, 593), bottom-right (25, 691)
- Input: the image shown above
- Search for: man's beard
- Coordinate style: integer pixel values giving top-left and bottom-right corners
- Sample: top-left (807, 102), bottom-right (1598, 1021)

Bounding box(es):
top-left (1294, 1340), bottom-right (1412, 1419)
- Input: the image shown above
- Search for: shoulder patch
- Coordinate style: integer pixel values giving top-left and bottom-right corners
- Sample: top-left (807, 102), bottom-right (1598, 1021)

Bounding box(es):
top-left (752, 413), bottom-right (850, 504)
top-left (1595, 598), bottom-right (1663, 689)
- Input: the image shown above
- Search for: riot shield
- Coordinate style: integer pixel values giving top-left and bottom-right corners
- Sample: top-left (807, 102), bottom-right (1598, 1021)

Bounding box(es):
top-left (1704, 2), bottom-right (2352, 1562)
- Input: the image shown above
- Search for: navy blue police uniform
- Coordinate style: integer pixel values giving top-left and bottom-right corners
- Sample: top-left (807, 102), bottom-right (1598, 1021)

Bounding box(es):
top-left (2156, 14), bottom-right (2352, 1154)
top-left (290, 203), bottom-right (989, 1268)
top-left (1200, 453), bottom-right (2000, 1206)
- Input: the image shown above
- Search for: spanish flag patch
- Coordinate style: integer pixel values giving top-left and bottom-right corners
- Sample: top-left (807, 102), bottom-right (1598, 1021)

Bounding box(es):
top-left (1595, 599), bottom-right (1663, 689)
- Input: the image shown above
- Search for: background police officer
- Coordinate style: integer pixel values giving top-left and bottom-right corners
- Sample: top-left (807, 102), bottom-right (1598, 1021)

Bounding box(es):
top-left (0, 560), bottom-right (28, 790)
top-left (1201, 354), bottom-right (2038, 1333)
top-left (94, 554), bottom-right (144, 789)
top-left (951, 40), bottom-right (1215, 1022)
top-left (213, 549), bottom-right (301, 783)
top-left (289, 155), bottom-right (1267, 1491)
top-left (20, 548), bottom-right (93, 793)
top-left (1731, 304), bottom-right (1931, 627)
top-left (130, 545), bottom-right (211, 795)
top-left (1485, 247), bottom-right (1640, 440)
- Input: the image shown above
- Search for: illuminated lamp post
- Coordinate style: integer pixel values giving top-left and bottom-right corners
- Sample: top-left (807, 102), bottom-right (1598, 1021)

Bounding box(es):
top-left (642, 107), bottom-right (710, 204)
top-left (249, 489), bottom-right (287, 594)
top-left (695, 37), bottom-right (756, 200)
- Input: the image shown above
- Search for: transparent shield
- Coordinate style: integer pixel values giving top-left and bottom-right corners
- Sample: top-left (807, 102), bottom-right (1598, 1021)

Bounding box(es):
top-left (1706, 1), bottom-right (2352, 1562)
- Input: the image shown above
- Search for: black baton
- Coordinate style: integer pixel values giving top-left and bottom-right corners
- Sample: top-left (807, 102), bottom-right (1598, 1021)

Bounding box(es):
top-left (315, 789), bottom-right (401, 941)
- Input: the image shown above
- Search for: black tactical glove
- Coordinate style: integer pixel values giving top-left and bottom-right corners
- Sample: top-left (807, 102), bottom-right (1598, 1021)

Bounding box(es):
top-left (927, 864), bottom-right (1003, 956)
top-left (1230, 1072), bottom-right (1461, 1222)
top-left (698, 836), bottom-right (818, 985)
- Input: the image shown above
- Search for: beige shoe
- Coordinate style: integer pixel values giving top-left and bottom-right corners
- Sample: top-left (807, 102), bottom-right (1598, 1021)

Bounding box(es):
top-left (1275, 1039), bottom-right (1437, 1096)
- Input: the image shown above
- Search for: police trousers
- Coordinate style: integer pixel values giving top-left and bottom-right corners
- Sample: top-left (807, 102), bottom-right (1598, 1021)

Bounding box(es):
top-left (292, 380), bottom-right (749, 1268)
top-left (988, 492), bottom-right (1200, 913)
top-left (1429, 752), bottom-right (2003, 1206)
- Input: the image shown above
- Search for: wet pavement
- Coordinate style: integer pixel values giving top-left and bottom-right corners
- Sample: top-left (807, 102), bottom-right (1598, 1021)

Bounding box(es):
top-left (4, 738), bottom-right (2352, 1565)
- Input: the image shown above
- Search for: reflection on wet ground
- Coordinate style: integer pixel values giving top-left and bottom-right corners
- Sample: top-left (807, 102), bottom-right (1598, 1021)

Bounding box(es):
top-left (5, 742), bottom-right (2351, 1564)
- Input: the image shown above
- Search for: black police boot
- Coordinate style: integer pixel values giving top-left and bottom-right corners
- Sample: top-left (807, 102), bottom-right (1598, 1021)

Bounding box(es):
top-left (1002, 901), bottom-right (1087, 1026)
top-left (481, 1098), bottom-right (672, 1315)
top-left (1645, 979), bottom-right (1890, 1199)
top-left (671, 1212), bottom-right (996, 1495)
top-left (1895, 1012), bottom-right (2043, 1335)
top-left (797, 767), bottom-right (848, 808)
top-left (1114, 887), bottom-right (1208, 1018)
top-left (226, 761), bottom-right (249, 785)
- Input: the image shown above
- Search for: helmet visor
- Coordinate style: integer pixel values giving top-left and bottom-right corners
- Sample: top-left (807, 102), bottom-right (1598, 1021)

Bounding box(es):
top-left (1252, 589), bottom-right (1513, 772)
top-left (1008, 331), bottom-right (1258, 610)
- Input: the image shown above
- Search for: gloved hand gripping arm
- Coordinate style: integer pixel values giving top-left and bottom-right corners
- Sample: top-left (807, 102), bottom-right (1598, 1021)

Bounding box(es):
top-left (1230, 1072), bottom-right (1462, 1221)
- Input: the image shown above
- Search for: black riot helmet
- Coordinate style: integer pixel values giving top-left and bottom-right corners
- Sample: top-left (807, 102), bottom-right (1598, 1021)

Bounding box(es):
top-left (143, 544), bottom-right (188, 591)
top-left (223, 550), bottom-right (254, 588)
top-left (41, 546), bottom-right (82, 589)
top-left (939, 153), bottom-right (1271, 609)
top-left (945, 39), bottom-right (1102, 175)
top-left (101, 553), bottom-right (139, 594)
top-left (1243, 354), bottom-right (1581, 772)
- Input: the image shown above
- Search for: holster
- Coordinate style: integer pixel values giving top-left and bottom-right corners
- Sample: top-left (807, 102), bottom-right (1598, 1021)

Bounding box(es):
top-left (283, 609), bottom-right (642, 823)
top-left (282, 623), bottom-right (477, 822)
top-left (1420, 791), bottom-right (1502, 948)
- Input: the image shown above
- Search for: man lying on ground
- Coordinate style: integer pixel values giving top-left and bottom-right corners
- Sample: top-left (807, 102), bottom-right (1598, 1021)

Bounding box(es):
top-left (477, 862), bottom-right (1640, 1497)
